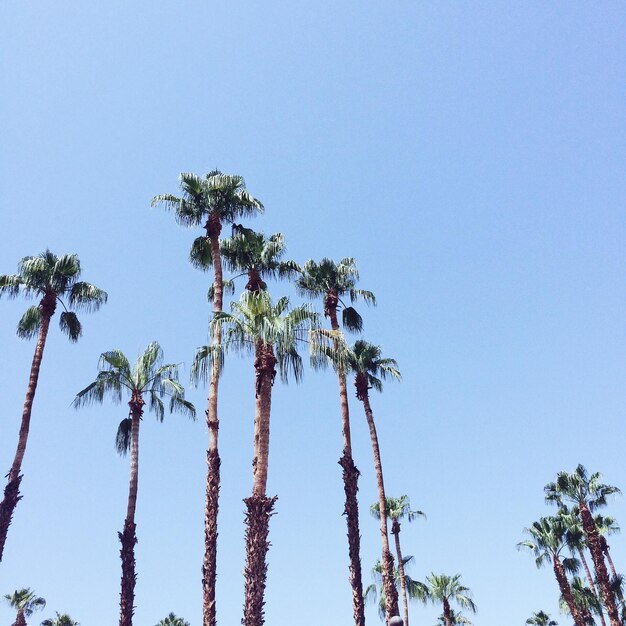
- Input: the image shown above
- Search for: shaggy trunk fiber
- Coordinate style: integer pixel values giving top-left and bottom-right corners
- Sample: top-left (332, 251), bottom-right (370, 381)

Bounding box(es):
top-left (442, 599), bottom-right (453, 626)
top-left (0, 292), bottom-right (55, 562)
top-left (13, 609), bottom-right (27, 626)
top-left (392, 520), bottom-right (410, 626)
top-left (578, 547), bottom-right (608, 626)
top-left (553, 555), bottom-right (586, 626)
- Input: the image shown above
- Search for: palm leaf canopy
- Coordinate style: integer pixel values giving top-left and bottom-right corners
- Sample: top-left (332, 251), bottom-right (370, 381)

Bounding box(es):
top-left (73, 342), bottom-right (196, 454)
top-left (518, 515), bottom-right (579, 571)
top-left (422, 573), bottom-right (477, 614)
top-left (371, 495), bottom-right (426, 523)
top-left (0, 250), bottom-right (107, 341)
top-left (545, 464), bottom-right (621, 511)
top-left (3, 588), bottom-right (46, 615)
top-left (155, 613), bottom-right (190, 626)
top-left (41, 612), bottom-right (80, 626)
top-left (193, 290), bottom-right (318, 385)
top-left (526, 610), bottom-right (558, 626)
top-left (348, 339), bottom-right (401, 392)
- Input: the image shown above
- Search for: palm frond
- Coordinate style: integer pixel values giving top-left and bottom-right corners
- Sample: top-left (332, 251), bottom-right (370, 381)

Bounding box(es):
top-left (342, 306), bottom-right (363, 333)
top-left (207, 278), bottom-right (235, 303)
top-left (190, 236), bottom-right (214, 270)
top-left (191, 343), bottom-right (225, 385)
top-left (16, 305), bottom-right (42, 339)
top-left (115, 418), bottom-right (132, 455)
top-left (0, 274), bottom-right (24, 299)
top-left (68, 282), bottom-right (108, 312)
top-left (59, 311), bottom-right (82, 342)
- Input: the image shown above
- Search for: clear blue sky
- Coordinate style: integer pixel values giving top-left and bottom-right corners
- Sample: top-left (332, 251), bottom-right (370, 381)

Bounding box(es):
top-left (1, 2), bottom-right (625, 625)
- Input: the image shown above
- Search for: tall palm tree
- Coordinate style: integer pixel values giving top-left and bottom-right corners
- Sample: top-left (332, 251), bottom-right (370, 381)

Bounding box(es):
top-left (3, 588), bottom-right (46, 626)
top-left (0, 251), bottom-right (107, 562)
top-left (296, 257), bottom-right (375, 626)
top-left (155, 613), bottom-right (190, 626)
top-left (545, 465), bottom-right (621, 626)
top-left (196, 290), bottom-right (316, 626)
top-left (41, 612), bottom-right (80, 626)
top-left (371, 496), bottom-right (425, 626)
top-left (345, 339), bottom-right (401, 623)
top-left (518, 515), bottom-right (586, 626)
top-left (153, 171), bottom-right (263, 626)
top-left (420, 574), bottom-right (476, 626)
top-left (74, 342), bottom-right (196, 626)
top-left (526, 611), bottom-right (558, 626)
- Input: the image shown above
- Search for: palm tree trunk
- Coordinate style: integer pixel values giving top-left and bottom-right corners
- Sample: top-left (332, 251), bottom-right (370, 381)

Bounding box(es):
top-left (579, 502), bottom-right (620, 626)
top-left (13, 609), bottom-right (27, 626)
top-left (553, 554), bottom-right (587, 626)
top-left (0, 294), bottom-right (55, 562)
top-left (243, 342), bottom-right (277, 626)
top-left (119, 396), bottom-right (143, 626)
top-left (578, 547), bottom-right (608, 626)
top-left (392, 520), bottom-right (410, 626)
top-left (328, 301), bottom-right (365, 626)
top-left (203, 222), bottom-right (223, 626)
top-left (358, 382), bottom-right (399, 623)
top-left (442, 599), bottom-right (453, 626)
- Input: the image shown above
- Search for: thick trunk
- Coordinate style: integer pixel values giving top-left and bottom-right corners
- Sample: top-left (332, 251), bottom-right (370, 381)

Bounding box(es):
top-left (119, 397), bottom-right (142, 626)
top-left (442, 599), bottom-right (453, 626)
top-left (246, 268), bottom-right (265, 293)
top-left (392, 520), bottom-right (410, 626)
top-left (203, 223), bottom-right (223, 626)
top-left (553, 555), bottom-right (587, 626)
top-left (242, 342), bottom-right (277, 626)
top-left (579, 547), bottom-right (608, 626)
top-left (579, 502), bottom-right (620, 626)
top-left (358, 383), bottom-right (399, 622)
top-left (13, 609), bottom-right (27, 626)
top-left (0, 293), bottom-right (55, 562)
top-left (328, 301), bottom-right (365, 626)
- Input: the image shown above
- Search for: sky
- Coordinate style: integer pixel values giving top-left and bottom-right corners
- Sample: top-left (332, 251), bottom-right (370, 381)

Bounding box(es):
top-left (0, 1), bottom-right (625, 625)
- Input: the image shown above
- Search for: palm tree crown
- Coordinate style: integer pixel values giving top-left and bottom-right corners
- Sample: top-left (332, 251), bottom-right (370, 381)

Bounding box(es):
top-left (545, 465), bottom-right (621, 512)
top-left (371, 496), bottom-right (425, 525)
top-left (41, 612), bottom-right (80, 626)
top-left (155, 613), bottom-right (190, 626)
top-left (3, 588), bottom-right (46, 618)
top-left (347, 339), bottom-right (402, 401)
top-left (526, 610), bottom-right (558, 626)
top-left (421, 574), bottom-right (477, 625)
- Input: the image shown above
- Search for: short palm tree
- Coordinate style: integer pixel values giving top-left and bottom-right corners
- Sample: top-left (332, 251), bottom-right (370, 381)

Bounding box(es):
top-left (345, 339), bottom-right (401, 623)
top-left (297, 257), bottom-right (375, 626)
top-left (518, 515), bottom-right (585, 626)
top-left (153, 170), bottom-right (263, 626)
top-left (420, 574), bottom-right (476, 626)
top-left (526, 611), bottom-right (557, 626)
top-left (435, 609), bottom-right (473, 626)
top-left (74, 342), bottom-right (196, 626)
top-left (3, 588), bottom-right (46, 626)
top-left (0, 251), bottom-right (106, 562)
top-left (155, 613), bottom-right (190, 626)
top-left (196, 290), bottom-right (316, 626)
top-left (41, 612), bottom-right (80, 626)
top-left (545, 465), bottom-right (621, 626)
top-left (371, 496), bottom-right (425, 626)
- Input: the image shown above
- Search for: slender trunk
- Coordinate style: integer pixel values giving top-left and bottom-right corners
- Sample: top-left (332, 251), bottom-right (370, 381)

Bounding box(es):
top-left (442, 599), bottom-right (453, 626)
top-left (579, 502), bottom-right (620, 626)
top-left (600, 535), bottom-right (624, 620)
top-left (0, 293), bottom-right (56, 562)
top-left (243, 342), bottom-right (277, 626)
top-left (119, 395), bottom-right (143, 626)
top-left (328, 300), bottom-right (365, 626)
top-left (203, 219), bottom-right (223, 626)
top-left (392, 520), bottom-right (409, 626)
top-left (579, 547), bottom-right (608, 626)
top-left (553, 554), bottom-right (587, 626)
top-left (357, 376), bottom-right (398, 623)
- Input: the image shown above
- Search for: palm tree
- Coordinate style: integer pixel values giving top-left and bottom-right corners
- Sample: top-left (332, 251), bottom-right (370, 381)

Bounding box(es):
top-left (0, 251), bottom-right (107, 562)
top-left (74, 342), bottom-right (196, 626)
top-left (518, 515), bottom-right (586, 626)
top-left (371, 496), bottom-right (425, 626)
top-left (3, 588), bottom-right (46, 626)
top-left (561, 577), bottom-right (604, 626)
top-left (41, 613), bottom-right (80, 626)
top-left (196, 290), bottom-right (316, 626)
top-left (296, 257), bottom-right (375, 626)
top-left (153, 171), bottom-right (263, 626)
top-left (155, 613), bottom-right (190, 626)
top-left (435, 609), bottom-right (473, 626)
top-left (545, 465), bottom-right (621, 626)
top-left (345, 339), bottom-right (401, 623)
top-left (420, 574), bottom-right (476, 626)
top-left (526, 611), bottom-right (558, 626)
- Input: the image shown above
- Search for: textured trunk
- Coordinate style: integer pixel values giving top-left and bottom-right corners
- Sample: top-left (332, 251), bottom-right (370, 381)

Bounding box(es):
top-left (328, 300), bottom-right (365, 626)
top-left (0, 292), bottom-right (56, 562)
top-left (392, 520), bottom-right (410, 626)
top-left (553, 555), bottom-right (587, 626)
top-left (119, 395), bottom-right (143, 626)
top-left (246, 268), bottom-right (265, 293)
top-left (442, 599), bottom-right (453, 626)
top-left (243, 342), bottom-right (277, 626)
top-left (13, 609), bottom-right (27, 626)
top-left (357, 378), bottom-right (399, 622)
top-left (579, 547), bottom-right (608, 626)
top-left (203, 218), bottom-right (223, 626)
top-left (579, 502), bottom-right (620, 626)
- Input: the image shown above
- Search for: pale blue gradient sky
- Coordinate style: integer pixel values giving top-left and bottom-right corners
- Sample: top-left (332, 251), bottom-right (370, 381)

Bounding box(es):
top-left (1, 2), bottom-right (625, 625)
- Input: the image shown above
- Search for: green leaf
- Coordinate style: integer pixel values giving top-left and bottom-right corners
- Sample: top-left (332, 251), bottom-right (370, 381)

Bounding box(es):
top-left (59, 311), bottom-right (82, 342)
top-left (16, 306), bottom-right (43, 339)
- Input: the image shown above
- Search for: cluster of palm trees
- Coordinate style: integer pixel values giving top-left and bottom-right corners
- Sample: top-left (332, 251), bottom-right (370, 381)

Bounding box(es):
top-left (0, 170), bottom-right (478, 626)
top-left (519, 465), bottom-right (624, 626)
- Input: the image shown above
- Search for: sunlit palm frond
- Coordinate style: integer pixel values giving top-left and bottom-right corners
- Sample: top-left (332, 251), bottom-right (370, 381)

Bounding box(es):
top-left (16, 305), bottom-right (42, 339)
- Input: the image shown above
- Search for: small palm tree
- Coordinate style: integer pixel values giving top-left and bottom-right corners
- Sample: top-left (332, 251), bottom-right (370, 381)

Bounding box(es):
top-left (74, 342), bottom-right (196, 626)
top-left (420, 574), bottom-right (476, 626)
top-left (435, 609), bottom-right (473, 626)
top-left (526, 610), bottom-right (558, 626)
top-left (3, 588), bottom-right (46, 626)
top-left (371, 496), bottom-right (425, 626)
top-left (196, 290), bottom-right (316, 626)
top-left (545, 465), bottom-right (621, 626)
top-left (297, 257), bottom-right (375, 626)
top-left (0, 251), bottom-right (106, 561)
top-left (153, 170), bottom-right (263, 626)
top-left (41, 612), bottom-right (80, 626)
top-left (155, 613), bottom-right (190, 626)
